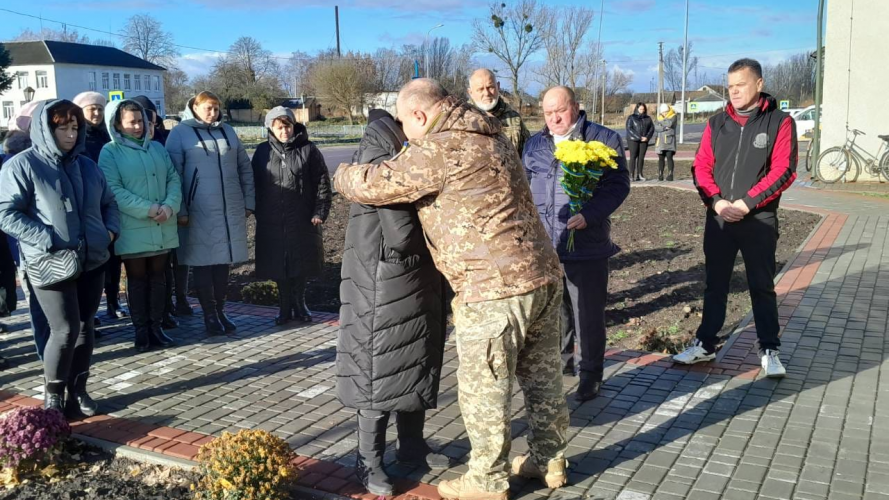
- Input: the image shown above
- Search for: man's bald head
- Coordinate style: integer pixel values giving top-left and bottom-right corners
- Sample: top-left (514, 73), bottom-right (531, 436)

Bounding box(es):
top-left (468, 69), bottom-right (500, 112)
top-left (396, 78), bottom-right (449, 140)
top-left (542, 86), bottom-right (581, 136)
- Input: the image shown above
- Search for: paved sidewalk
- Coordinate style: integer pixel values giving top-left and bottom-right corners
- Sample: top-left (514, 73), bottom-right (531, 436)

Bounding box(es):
top-left (2, 182), bottom-right (889, 500)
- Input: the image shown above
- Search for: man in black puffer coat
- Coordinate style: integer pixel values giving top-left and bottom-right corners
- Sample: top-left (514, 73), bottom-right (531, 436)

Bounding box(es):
top-left (336, 109), bottom-right (449, 497)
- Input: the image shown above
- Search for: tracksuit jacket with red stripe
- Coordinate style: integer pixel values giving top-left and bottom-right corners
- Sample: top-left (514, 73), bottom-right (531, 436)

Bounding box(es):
top-left (693, 93), bottom-right (798, 214)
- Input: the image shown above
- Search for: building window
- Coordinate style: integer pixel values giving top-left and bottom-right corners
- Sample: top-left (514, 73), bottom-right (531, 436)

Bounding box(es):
top-left (88, 72), bottom-right (97, 91)
top-left (36, 71), bottom-right (48, 89)
top-left (16, 72), bottom-right (28, 90)
top-left (102, 73), bottom-right (109, 90)
top-left (155, 100), bottom-right (162, 113)
top-left (2, 102), bottom-right (14, 121)
top-left (134, 74), bottom-right (141, 91)
top-left (153, 76), bottom-right (160, 92)
top-left (144, 75), bottom-right (150, 91)
top-left (113, 73), bottom-right (121, 89)
top-left (124, 74), bottom-right (131, 91)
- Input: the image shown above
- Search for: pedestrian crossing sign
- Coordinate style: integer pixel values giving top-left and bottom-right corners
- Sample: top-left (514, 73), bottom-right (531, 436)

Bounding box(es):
top-left (779, 100), bottom-right (790, 110)
top-left (109, 91), bottom-right (125, 102)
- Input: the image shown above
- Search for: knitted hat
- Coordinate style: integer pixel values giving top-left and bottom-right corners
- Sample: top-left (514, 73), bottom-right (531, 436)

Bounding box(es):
top-left (73, 91), bottom-right (107, 109)
top-left (659, 103), bottom-right (671, 114)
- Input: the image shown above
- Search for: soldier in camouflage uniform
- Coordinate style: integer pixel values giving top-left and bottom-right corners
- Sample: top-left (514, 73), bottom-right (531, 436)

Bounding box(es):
top-left (335, 79), bottom-right (569, 500)
top-left (468, 69), bottom-right (531, 156)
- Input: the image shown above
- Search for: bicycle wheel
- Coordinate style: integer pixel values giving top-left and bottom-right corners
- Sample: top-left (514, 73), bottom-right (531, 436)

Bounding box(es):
top-left (880, 152), bottom-right (889, 183)
top-left (804, 143), bottom-right (813, 172)
top-left (816, 147), bottom-right (859, 184)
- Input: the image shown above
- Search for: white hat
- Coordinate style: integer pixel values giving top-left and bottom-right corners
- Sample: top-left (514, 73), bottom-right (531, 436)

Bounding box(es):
top-left (73, 91), bottom-right (107, 109)
top-left (659, 103), bottom-right (670, 114)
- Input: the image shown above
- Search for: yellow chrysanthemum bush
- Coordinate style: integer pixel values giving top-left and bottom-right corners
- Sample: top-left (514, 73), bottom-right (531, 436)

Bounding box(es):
top-left (552, 139), bottom-right (619, 251)
top-left (192, 430), bottom-right (297, 500)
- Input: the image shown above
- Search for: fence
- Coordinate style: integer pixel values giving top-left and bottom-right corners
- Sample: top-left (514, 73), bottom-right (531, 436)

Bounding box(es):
top-left (231, 125), bottom-right (366, 141)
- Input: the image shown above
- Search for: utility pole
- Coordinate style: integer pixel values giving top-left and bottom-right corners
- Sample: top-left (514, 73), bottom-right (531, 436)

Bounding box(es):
top-left (813, 0), bottom-right (826, 177)
top-left (600, 59), bottom-right (607, 124)
top-left (425, 24), bottom-right (444, 77)
top-left (658, 41), bottom-right (664, 114)
top-left (335, 6), bottom-right (341, 57)
top-left (679, 0), bottom-right (689, 144)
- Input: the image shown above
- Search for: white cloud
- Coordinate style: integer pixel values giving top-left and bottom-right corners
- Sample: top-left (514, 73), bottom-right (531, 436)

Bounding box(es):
top-left (612, 64), bottom-right (636, 78)
top-left (176, 52), bottom-right (223, 78)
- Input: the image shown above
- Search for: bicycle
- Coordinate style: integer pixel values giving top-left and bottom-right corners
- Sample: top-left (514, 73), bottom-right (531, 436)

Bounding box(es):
top-left (815, 128), bottom-right (889, 184)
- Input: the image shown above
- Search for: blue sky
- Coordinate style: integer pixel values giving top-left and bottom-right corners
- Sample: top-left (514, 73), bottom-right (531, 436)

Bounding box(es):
top-left (0, 0), bottom-right (817, 93)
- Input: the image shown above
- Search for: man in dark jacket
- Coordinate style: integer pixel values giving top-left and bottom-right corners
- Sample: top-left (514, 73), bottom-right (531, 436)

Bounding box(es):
top-left (336, 109), bottom-right (448, 497)
top-left (674, 58), bottom-right (797, 379)
top-left (524, 86), bottom-right (630, 402)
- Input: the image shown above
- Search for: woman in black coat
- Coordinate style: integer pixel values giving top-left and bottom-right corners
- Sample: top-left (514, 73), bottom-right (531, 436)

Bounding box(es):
top-left (336, 110), bottom-right (448, 497)
top-left (251, 107), bottom-right (331, 324)
top-left (626, 102), bottom-right (655, 182)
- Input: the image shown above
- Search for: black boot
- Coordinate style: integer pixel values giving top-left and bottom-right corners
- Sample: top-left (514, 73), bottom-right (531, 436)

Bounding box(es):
top-left (104, 292), bottom-right (123, 319)
top-left (575, 372), bottom-right (602, 402)
top-left (666, 163), bottom-right (675, 182)
top-left (275, 280), bottom-right (292, 325)
top-left (291, 278), bottom-right (312, 323)
top-left (356, 411), bottom-right (395, 497)
top-left (149, 277), bottom-right (174, 348)
top-left (658, 160), bottom-right (665, 181)
top-left (197, 287), bottom-right (224, 335)
top-left (215, 288), bottom-right (237, 333)
top-left (65, 371), bottom-right (98, 419)
top-left (44, 379), bottom-right (65, 413)
top-left (163, 264), bottom-right (178, 329)
top-left (173, 264), bottom-right (194, 316)
top-left (162, 313), bottom-right (179, 329)
top-left (129, 278), bottom-right (151, 353)
top-left (395, 411), bottom-right (450, 470)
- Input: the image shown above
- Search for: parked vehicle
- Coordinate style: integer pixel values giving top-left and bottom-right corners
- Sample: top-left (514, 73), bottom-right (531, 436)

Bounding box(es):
top-left (793, 105), bottom-right (822, 141)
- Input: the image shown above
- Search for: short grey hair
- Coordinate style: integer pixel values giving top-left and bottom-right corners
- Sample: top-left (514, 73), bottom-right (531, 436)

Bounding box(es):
top-left (468, 68), bottom-right (497, 87)
top-left (397, 78), bottom-right (449, 113)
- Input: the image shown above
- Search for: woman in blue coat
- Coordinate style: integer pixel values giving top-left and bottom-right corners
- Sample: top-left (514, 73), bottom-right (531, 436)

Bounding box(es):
top-left (98, 100), bottom-right (182, 353)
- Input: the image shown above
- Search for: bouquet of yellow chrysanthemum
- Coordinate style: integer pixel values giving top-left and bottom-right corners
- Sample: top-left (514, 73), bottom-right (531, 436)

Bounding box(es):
top-left (553, 139), bottom-right (620, 252)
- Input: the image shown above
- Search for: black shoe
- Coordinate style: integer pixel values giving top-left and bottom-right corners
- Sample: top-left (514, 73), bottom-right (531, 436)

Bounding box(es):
top-left (129, 278), bottom-right (152, 352)
top-left (174, 299), bottom-right (194, 316)
top-left (666, 175), bottom-right (674, 181)
top-left (394, 411), bottom-right (451, 470)
top-left (291, 278), bottom-right (312, 323)
top-left (197, 287), bottom-right (225, 335)
top-left (357, 411), bottom-right (395, 497)
top-left (217, 309), bottom-right (237, 332)
top-left (275, 312), bottom-right (292, 326)
top-left (575, 373), bottom-right (602, 402)
top-left (104, 307), bottom-right (123, 320)
top-left (65, 372), bottom-right (99, 419)
top-left (162, 313), bottom-right (179, 329)
top-left (44, 380), bottom-right (65, 414)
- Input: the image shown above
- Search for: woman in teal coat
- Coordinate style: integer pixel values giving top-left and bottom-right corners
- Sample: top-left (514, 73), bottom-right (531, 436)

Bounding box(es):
top-left (98, 99), bottom-right (182, 353)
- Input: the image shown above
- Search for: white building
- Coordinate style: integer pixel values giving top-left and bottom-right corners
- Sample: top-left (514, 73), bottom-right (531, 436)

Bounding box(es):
top-left (1, 40), bottom-right (166, 127)
top-left (821, 0), bottom-right (889, 181)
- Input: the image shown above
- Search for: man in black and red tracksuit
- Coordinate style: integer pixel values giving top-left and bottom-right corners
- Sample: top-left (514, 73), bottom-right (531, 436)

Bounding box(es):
top-left (673, 58), bottom-right (797, 378)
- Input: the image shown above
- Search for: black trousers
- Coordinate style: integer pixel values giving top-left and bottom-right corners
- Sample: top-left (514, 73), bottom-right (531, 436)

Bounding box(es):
top-left (696, 211), bottom-right (780, 352)
top-left (192, 264), bottom-right (229, 295)
top-left (627, 140), bottom-right (649, 179)
top-left (103, 245), bottom-right (122, 305)
top-left (561, 258), bottom-right (609, 380)
top-left (658, 151), bottom-right (675, 180)
top-left (32, 267), bottom-right (105, 383)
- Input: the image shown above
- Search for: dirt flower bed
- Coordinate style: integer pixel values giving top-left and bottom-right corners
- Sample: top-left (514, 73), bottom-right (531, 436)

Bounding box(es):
top-left (229, 187), bottom-right (820, 352)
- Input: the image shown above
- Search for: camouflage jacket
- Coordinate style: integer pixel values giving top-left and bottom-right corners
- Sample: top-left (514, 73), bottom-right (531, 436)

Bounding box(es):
top-left (489, 98), bottom-right (530, 155)
top-left (334, 97), bottom-right (562, 303)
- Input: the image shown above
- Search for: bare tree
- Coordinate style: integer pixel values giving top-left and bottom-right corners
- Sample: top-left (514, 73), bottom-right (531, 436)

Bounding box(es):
top-left (372, 48), bottom-right (403, 92)
top-left (209, 37), bottom-right (284, 114)
top-left (14, 27), bottom-right (91, 44)
top-left (307, 51), bottom-right (377, 125)
top-left (281, 51), bottom-right (313, 97)
top-left (664, 42), bottom-right (699, 91)
top-left (472, 0), bottom-right (551, 109)
top-left (535, 6), bottom-right (595, 90)
top-left (575, 40), bottom-right (604, 111)
top-left (763, 53), bottom-right (816, 104)
top-left (120, 14), bottom-right (179, 67)
top-left (163, 66), bottom-right (191, 115)
top-left (606, 67), bottom-right (633, 96)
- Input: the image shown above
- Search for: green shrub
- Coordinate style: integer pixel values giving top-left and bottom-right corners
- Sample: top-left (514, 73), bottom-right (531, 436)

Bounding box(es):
top-left (241, 281), bottom-right (278, 306)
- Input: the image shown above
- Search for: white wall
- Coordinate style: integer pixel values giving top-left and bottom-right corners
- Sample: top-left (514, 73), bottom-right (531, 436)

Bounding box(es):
top-left (54, 64), bottom-right (166, 114)
top-left (822, 0), bottom-right (889, 181)
top-left (0, 64), bottom-right (58, 124)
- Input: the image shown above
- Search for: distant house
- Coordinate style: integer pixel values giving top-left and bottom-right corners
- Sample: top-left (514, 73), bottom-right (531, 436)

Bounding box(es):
top-left (280, 96), bottom-right (321, 123)
top-left (357, 92), bottom-right (399, 118)
top-left (674, 89), bottom-right (727, 115)
top-left (1, 40), bottom-right (166, 127)
top-left (625, 92), bottom-right (678, 115)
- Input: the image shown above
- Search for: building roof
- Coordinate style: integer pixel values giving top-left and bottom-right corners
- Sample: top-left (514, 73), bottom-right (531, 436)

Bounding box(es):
top-left (2, 41), bottom-right (165, 71)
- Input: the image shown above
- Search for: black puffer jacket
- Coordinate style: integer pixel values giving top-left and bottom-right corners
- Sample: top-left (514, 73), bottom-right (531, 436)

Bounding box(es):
top-left (336, 111), bottom-right (446, 412)
top-left (83, 121), bottom-right (111, 163)
top-left (252, 122), bottom-right (331, 280)
top-left (626, 112), bottom-right (655, 142)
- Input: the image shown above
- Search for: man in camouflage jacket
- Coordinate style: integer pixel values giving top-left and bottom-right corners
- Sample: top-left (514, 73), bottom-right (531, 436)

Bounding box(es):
top-left (468, 68), bottom-right (531, 156)
top-left (334, 79), bottom-right (569, 500)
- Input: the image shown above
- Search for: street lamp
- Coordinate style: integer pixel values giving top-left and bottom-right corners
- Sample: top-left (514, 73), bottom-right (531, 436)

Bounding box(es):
top-left (23, 86), bottom-right (35, 103)
top-left (425, 24), bottom-right (444, 78)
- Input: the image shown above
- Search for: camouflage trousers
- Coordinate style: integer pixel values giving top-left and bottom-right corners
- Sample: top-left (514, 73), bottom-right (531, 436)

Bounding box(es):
top-left (453, 282), bottom-right (569, 492)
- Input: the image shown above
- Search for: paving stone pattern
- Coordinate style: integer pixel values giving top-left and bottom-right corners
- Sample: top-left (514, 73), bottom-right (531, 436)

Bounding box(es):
top-left (2, 183), bottom-right (889, 500)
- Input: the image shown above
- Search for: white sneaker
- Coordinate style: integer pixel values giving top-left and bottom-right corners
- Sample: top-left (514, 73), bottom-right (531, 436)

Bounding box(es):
top-left (672, 340), bottom-right (716, 365)
top-left (761, 349), bottom-right (786, 378)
